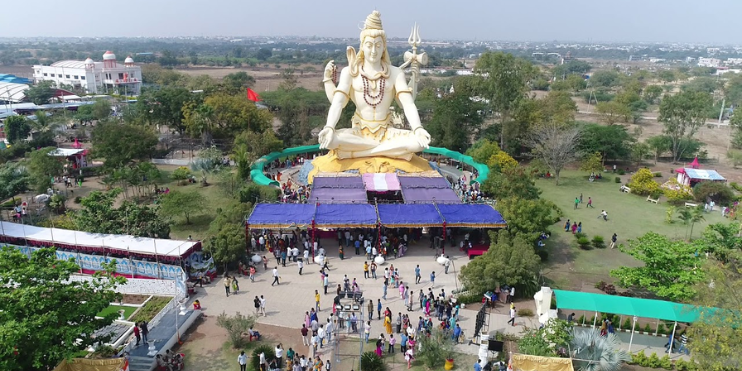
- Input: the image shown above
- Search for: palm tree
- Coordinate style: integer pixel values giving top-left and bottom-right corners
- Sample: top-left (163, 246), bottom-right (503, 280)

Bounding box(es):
top-left (688, 205), bottom-right (706, 240)
top-left (572, 329), bottom-right (630, 371)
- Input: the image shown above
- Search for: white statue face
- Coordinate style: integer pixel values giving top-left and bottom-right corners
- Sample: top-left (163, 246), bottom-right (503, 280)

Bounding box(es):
top-left (362, 36), bottom-right (384, 63)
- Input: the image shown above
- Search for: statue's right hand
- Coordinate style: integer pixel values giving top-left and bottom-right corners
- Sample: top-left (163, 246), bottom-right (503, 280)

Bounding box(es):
top-left (323, 60), bottom-right (336, 82)
top-left (318, 127), bottom-right (334, 149)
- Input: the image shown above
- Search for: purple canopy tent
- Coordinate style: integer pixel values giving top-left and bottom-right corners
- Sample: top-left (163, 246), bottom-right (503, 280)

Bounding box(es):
top-left (315, 204), bottom-right (377, 228)
top-left (363, 173), bottom-right (401, 191)
top-left (309, 176), bottom-right (367, 204)
top-left (398, 176), bottom-right (461, 204)
top-left (437, 204), bottom-right (507, 228)
top-left (247, 203), bottom-right (316, 228)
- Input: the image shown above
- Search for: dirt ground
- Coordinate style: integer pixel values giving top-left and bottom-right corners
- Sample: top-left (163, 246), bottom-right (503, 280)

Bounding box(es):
top-left (176, 65), bottom-right (324, 92)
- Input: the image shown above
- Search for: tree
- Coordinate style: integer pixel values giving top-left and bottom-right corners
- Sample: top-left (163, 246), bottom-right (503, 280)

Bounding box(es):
top-left (571, 329), bottom-right (630, 371)
top-left (0, 163), bottom-right (28, 201)
top-left (183, 93), bottom-right (272, 140)
top-left (528, 124), bottom-right (581, 185)
top-left (220, 72), bottom-right (255, 95)
top-left (159, 191), bottom-right (206, 224)
top-left (626, 168), bottom-right (661, 196)
top-left (658, 70), bottom-right (676, 84)
top-left (577, 124), bottom-right (633, 164)
top-left (91, 122), bottom-right (158, 168)
top-left (686, 253), bottom-right (742, 371)
top-left (417, 329), bottom-right (456, 369)
top-left (73, 104), bottom-right (96, 125)
top-left (135, 86), bottom-right (195, 133)
top-left (466, 139), bottom-right (501, 164)
top-left (595, 101), bottom-right (630, 125)
top-left (659, 91), bottom-right (712, 162)
top-left (4, 116), bottom-right (31, 144)
top-left (216, 311), bottom-right (257, 348)
top-left (482, 167), bottom-right (541, 201)
top-left (589, 70), bottom-right (621, 88)
top-left (91, 99), bottom-right (112, 120)
top-left (172, 166), bottom-right (192, 185)
top-left (233, 129), bottom-right (283, 180)
top-left (579, 152), bottom-right (603, 174)
top-left (204, 203), bottom-right (251, 270)
top-left (474, 51), bottom-right (537, 150)
top-left (497, 198), bottom-right (559, 244)
top-left (279, 68), bottom-right (298, 91)
top-left (610, 232), bottom-right (704, 302)
top-left (693, 181), bottom-right (735, 206)
top-left (0, 246), bottom-right (125, 371)
top-left (644, 85), bottom-right (664, 104)
top-left (427, 91), bottom-right (484, 152)
top-left (459, 230), bottom-right (541, 297)
top-left (26, 147), bottom-right (63, 193)
top-left (256, 48), bottom-right (272, 61)
top-left (630, 142), bottom-right (651, 164)
top-left (24, 81), bottom-right (55, 105)
top-left (699, 223), bottom-right (742, 262)
top-left (645, 135), bottom-right (672, 164)
top-left (517, 328), bottom-right (553, 357)
top-left (75, 189), bottom-right (170, 238)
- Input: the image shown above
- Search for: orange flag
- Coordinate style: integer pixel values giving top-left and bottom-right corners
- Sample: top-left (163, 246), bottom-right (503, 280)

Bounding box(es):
top-left (247, 87), bottom-right (260, 102)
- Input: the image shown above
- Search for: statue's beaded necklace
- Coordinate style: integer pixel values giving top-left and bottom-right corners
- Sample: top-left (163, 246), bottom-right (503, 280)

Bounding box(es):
top-left (361, 68), bottom-right (386, 108)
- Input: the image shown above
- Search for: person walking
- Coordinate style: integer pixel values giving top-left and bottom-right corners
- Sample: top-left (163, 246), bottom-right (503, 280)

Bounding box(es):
top-left (678, 333), bottom-right (690, 355)
top-left (140, 321), bottom-right (149, 343)
top-left (254, 296), bottom-right (261, 315)
top-left (260, 295), bottom-right (267, 316)
top-left (301, 324), bottom-right (310, 346)
top-left (414, 265), bottom-right (421, 284)
top-left (249, 265), bottom-right (256, 282)
top-left (272, 267), bottom-right (280, 286)
top-left (223, 275), bottom-right (232, 297)
top-left (587, 197), bottom-right (594, 208)
top-left (368, 299), bottom-right (374, 320)
top-left (430, 271), bottom-right (435, 288)
top-left (298, 259), bottom-right (304, 275)
top-left (444, 257), bottom-right (451, 274)
top-left (574, 197), bottom-right (579, 209)
top-left (579, 193), bottom-right (583, 204)
top-left (377, 299), bottom-right (382, 320)
top-left (133, 324), bottom-right (141, 346)
top-left (382, 281), bottom-right (387, 300)
top-left (364, 261), bottom-right (370, 279)
top-left (371, 261), bottom-right (377, 279)
top-left (323, 274), bottom-right (329, 294)
top-left (508, 306), bottom-right (516, 326)
top-left (315, 290), bottom-right (321, 312)
top-left (238, 351), bottom-right (247, 371)
top-left (610, 233), bottom-right (618, 249)
top-left (364, 320), bottom-right (372, 342)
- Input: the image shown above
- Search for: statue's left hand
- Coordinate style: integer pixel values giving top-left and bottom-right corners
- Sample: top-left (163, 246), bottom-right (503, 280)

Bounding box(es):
top-left (414, 128), bottom-right (431, 149)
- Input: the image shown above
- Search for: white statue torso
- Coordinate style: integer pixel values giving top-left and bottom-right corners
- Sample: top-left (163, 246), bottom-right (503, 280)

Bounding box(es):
top-left (348, 66), bottom-right (401, 123)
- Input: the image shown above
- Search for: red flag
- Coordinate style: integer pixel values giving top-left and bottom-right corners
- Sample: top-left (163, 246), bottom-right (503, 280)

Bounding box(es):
top-left (247, 88), bottom-right (260, 102)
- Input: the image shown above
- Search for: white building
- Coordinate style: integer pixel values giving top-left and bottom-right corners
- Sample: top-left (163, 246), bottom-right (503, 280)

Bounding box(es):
top-left (697, 57), bottom-right (721, 68)
top-left (33, 51), bottom-right (142, 96)
top-left (726, 58), bottom-right (742, 66)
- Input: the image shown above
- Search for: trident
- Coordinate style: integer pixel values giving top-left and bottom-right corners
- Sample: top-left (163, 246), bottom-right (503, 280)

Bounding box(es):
top-left (400, 23), bottom-right (428, 101)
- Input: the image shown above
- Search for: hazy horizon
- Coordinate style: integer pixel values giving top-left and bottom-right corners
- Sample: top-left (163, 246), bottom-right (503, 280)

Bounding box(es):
top-left (1, 0), bottom-right (738, 44)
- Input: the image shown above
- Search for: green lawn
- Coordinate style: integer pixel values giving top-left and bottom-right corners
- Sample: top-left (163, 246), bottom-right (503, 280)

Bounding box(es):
top-left (537, 170), bottom-right (728, 290)
top-left (97, 305), bottom-right (137, 320)
top-left (155, 166), bottom-right (238, 240)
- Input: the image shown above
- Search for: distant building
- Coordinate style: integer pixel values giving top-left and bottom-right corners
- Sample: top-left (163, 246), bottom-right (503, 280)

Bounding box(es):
top-left (697, 57), bottom-right (721, 68)
top-left (32, 51), bottom-right (142, 95)
top-left (726, 58), bottom-right (742, 66)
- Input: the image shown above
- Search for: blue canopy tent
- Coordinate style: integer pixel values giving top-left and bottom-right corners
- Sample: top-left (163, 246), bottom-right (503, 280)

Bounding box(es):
top-left (315, 204), bottom-right (377, 228)
top-left (246, 204), bottom-right (316, 229)
top-left (377, 204), bottom-right (443, 227)
top-left (437, 204), bottom-right (507, 228)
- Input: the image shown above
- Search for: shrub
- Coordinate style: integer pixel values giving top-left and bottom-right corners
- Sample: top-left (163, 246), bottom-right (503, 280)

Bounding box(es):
top-left (577, 237), bottom-right (591, 249)
top-left (653, 172), bottom-right (663, 177)
top-left (659, 355), bottom-right (673, 370)
top-left (172, 166), bottom-right (192, 185)
top-left (251, 345), bottom-right (276, 371)
top-left (417, 329), bottom-right (454, 369)
top-left (627, 168), bottom-right (661, 196)
top-left (731, 182), bottom-right (742, 192)
top-left (631, 350), bottom-right (648, 365)
top-left (614, 176), bottom-right (621, 183)
top-left (617, 169), bottom-right (626, 175)
top-left (646, 352), bottom-right (661, 368)
top-left (622, 318), bottom-right (632, 330)
top-left (693, 181), bottom-right (735, 205)
top-left (518, 309), bottom-right (534, 317)
top-left (74, 196), bottom-right (82, 204)
top-left (675, 358), bottom-right (699, 371)
top-left (456, 292), bottom-right (483, 305)
top-left (643, 323), bottom-right (652, 333)
top-left (591, 236), bottom-right (605, 249)
top-left (360, 351), bottom-right (386, 371)
top-left (574, 232), bottom-right (587, 240)
top-left (217, 311), bottom-right (257, 348)
top-left (664, 180), bottom-right (694, 202)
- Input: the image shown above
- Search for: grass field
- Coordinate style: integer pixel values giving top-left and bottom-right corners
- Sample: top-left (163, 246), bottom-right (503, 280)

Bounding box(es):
top-left (537, 170), bottom-right (729, 291)
top-left (154, 166), bottom-right (237, 241)
top-left (97, 305), bottom-right (137, 320)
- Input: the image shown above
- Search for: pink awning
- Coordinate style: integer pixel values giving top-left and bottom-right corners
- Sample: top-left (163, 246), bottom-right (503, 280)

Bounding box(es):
top-left (689, 157), bottom-right (700, 169)
top-left (362, 173), bottom-right (401, 192)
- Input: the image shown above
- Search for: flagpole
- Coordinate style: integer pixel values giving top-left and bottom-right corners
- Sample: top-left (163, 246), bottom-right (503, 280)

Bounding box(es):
top-left (153, 240), bottom-right (161, 279)
top-left (128, 246), bottom-right (134, 279)
top-left (75, 231), bottom-right (82, 274)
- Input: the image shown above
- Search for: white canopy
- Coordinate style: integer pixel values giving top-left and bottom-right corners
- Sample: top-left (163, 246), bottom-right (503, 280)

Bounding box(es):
top-left (0, 221), bottom-right (196, 257)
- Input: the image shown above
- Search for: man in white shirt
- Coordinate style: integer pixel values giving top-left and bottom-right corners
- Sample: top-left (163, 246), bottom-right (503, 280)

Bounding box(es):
top-left (325, 319), bottom-right (334, 344)
top-left (238, 351), bottom-right (247, 371)
top-left (318, 325), bottom-right (326, 348)
top-left (259, 351), bottom-right (266, 371)
top-left (260, 295), bottom-right (267, 316)
top-left (304, 249), bottom-right (310, 264)
top-left (508, 307), bottom-right (516, 326)
top-left (272, 267), bottom-right (280, 286)
top-left (258, 235), bottom-right (265, 250)
top-left (298, 260), bottom-right (304, 275)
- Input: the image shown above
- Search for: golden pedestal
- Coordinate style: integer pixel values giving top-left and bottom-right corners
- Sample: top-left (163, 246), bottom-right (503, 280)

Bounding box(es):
top-left (307, 152), bottom-right (433, 184)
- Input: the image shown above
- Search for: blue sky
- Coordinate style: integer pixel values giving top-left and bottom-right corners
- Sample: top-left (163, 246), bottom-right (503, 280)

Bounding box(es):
top-left (0, 0), bottom-right (736, 43)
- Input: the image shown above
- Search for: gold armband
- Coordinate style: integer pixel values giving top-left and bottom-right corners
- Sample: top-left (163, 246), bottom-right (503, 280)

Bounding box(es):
top-left (396, 89), bottom-right (413, 99)
top-left (333, 90), bottom-right (350, 100)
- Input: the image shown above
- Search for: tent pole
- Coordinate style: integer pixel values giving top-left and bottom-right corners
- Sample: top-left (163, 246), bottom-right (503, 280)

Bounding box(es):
top-left (628, 316), bottom-right (638, 353)
top-left (620, 315), bottom-right (623, 330)
top-left (592, 311), bottom-right (597, 328)
top-left (668, 321), bottom-right (677, 354)
top-left (655, 319), bottom-right (659, 336)
top-left (441, 221), bottom-right (446, 255)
